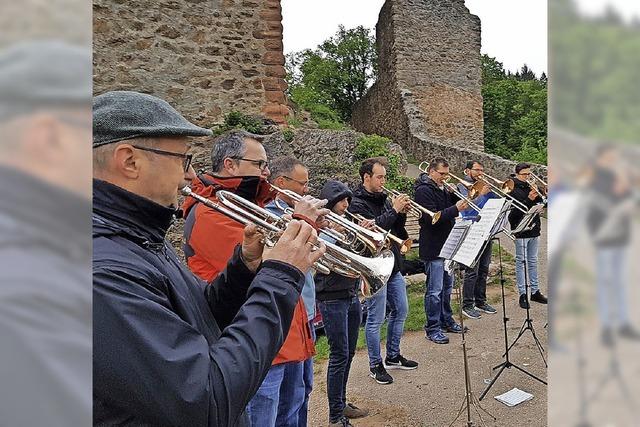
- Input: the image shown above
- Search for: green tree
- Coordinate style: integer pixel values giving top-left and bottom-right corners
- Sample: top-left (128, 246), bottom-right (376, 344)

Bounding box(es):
top-left (286, 25), bottom-right (377, 123)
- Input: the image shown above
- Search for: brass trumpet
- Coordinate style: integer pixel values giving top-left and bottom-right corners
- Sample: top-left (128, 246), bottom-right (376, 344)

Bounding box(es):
top-left (270, 184), bottom-right (388, 256)
top-left (345, 211), bottom-right (414, 254)
top-left (381, 186), bottom-right (441, 224)
top-left (181, 187), bottom-right (394, 298)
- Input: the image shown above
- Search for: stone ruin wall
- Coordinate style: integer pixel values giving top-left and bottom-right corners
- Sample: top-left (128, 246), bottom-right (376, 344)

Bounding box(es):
top-left (353, 0), bottom-right (546, 177)
top-left (93, 0), bottom-right (289, 127)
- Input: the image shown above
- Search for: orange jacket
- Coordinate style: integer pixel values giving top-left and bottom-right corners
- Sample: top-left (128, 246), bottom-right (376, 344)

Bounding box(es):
top-left (182, 173), bottom-right (315, 364)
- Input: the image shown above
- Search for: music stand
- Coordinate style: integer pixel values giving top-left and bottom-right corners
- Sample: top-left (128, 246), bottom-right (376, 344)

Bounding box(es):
top-left (441, 200), bottom-right (508, 426)
top-left (479, 202), bottom-right (547, 401)
top-left (502, 204), bottom-right (547, 367)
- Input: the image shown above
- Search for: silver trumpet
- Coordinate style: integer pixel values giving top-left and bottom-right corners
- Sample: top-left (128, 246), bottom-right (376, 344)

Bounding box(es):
top-left (381, 186), bottom-right (441, 224)
top-left (181, 187), bottom-right (394, 297)
top-left (270, 184), bottom-right (388, 256)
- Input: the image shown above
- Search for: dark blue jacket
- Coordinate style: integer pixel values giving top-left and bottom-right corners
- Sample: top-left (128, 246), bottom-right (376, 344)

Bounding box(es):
top-left (315, 180), bottom-right (359, 301)
top-left (349, 184), bottom-right (408, 276)
top-left (414, 174), bottom-right (461, 261)
top-left (0, 166), bottom-right (91, 427)
top-left (93, 179), bottom-right (304, 427)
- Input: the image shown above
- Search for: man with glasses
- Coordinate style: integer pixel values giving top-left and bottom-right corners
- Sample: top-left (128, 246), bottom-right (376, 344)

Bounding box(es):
top-left (415, 157), bottom-right (469, 345)
top-left (92, 90), bottom-right (328, 426)
top-left (456, 161), bottom-right (496, 320)
top-left (508, 162), bottom-right (548, 309)
top-left (243, 156), bottom-right (317, 426)
top-left (183, 130), bottom-right (274, 281)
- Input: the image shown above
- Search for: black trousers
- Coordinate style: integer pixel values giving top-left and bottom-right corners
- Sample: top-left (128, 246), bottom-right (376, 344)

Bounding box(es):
top-left (462, 241), bottom-right (493, 309)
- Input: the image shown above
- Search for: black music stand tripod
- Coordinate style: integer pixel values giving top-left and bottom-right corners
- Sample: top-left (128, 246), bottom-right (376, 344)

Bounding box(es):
top-left (479, 214), bottom-right (547, 400)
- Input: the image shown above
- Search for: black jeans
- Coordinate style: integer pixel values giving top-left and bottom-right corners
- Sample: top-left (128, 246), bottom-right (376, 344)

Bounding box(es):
top-left (318, 296), bottom-right (361, 423)
top-left (462, 241), bottom-right (492, 309)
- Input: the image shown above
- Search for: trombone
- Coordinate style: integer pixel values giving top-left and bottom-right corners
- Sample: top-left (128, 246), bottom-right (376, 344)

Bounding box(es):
top-left (181, 187), bottom-right (394, 298)
top-left (270, 184), bottom-right (388, 256)
top-left (446, 172), bottom-right (486, 199)
top-left (417, 162), bottom-right (481, 213)
top-left (478, 172), bottom-right (530, 214)
top-left (381, 186), bottom-right (441, 224)
top-left (345, 211), bottom-right (414, 254)
top-left (528, 172), bottom-right (548, 203)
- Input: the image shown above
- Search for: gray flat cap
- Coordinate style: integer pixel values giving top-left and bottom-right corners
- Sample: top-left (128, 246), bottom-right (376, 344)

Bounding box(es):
top-left (93, 91), bottom-right (212, 147)
top-left (0, 41), bottom-right (91, 121)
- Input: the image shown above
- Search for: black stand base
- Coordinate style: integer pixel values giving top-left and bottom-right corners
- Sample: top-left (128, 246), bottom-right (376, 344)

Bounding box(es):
top-left (479, 238), bottom-right (547, 401)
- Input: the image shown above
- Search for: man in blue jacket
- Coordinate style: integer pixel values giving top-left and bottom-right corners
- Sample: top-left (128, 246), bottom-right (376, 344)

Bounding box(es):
top-left (92, 90), bottom-right (327, 427)
top-left (456, 161), bottom-right (496, 319)
top-left (414, 158), bottom-right (468, 344)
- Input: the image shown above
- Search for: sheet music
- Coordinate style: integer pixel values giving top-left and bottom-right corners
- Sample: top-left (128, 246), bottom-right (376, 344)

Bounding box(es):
top-left (452, 199), bottom-right (506, 267)
top-left (439, 222), bottom-right (470, 260)
top-left (512, 203), bottom-right (544, 234)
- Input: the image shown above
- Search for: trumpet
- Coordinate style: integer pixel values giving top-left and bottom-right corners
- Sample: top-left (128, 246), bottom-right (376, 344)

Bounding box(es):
top-left (345, 211), bottom-right (414, 254)
top-left (381, 186), bottom-right (441, 224)
top-left (270, 184), bottom-right (388, 256)
top-left (181, 187), bottom-right (394, 298)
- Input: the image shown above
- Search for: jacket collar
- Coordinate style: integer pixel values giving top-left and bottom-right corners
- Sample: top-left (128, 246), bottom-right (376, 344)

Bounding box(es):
top-left (93, 179), bottom-right (177, 243)
top-left (354, 184), bottom-right (388, 204)
top-left (0, 166), bottom-right (91, 258)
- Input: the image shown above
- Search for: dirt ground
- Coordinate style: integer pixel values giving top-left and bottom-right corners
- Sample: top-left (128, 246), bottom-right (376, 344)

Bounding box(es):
top-left (307, 221), bottom-right (549, 427)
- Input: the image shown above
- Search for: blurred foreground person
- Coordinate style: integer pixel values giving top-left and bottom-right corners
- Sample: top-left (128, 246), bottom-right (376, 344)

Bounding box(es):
top-left (0, 41), bottom-right (92, 427)
top-left (92, 91), bottom-right (326, 426)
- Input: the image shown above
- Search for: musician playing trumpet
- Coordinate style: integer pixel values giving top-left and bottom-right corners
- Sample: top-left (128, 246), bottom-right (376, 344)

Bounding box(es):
top-left (415, 157), bottom-right (469, 345)
top-left (456, 161), bottom-right (499, 320)
top-left (350, 157), bottom-right (419, 386)
top-left (508, 162), bottom-right (548, 309)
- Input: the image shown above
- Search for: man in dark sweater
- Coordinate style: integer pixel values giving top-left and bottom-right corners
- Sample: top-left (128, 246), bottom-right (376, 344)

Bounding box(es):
top-left (350, 157), bottom-right (418, 385)
top-left (507, 162), bottom-right (548, 309)
top-left (316, 180), bottom-right (369, 426)
top-left (414, 158), bottom-right (468, 345)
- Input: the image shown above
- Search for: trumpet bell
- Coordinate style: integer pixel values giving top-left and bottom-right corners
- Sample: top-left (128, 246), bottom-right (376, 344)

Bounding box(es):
top-left (358, 248), bottom-right (395, 298)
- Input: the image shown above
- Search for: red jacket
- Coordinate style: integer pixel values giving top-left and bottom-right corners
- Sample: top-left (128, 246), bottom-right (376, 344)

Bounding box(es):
top-left (182, 173), bottom-right (315, 364)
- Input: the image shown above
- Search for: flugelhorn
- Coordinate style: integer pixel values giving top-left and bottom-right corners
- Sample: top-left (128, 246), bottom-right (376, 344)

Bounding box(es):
top-left (181, 187), bottom-right (394, 297)
top-left (381, 186), bottom-right (441, 224)
top-left (345, 211), bottom-right (414, 254)
top-left (269, 184), bottom-right (388, 256)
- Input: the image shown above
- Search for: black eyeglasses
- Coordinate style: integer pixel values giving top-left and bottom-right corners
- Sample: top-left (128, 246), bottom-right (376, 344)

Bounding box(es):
top-left (230, 157), bottom-right (269, 171)
top-left (283, 176), bottom-right (309, 187)
top-left (131, 145), bottom-right (193, 172)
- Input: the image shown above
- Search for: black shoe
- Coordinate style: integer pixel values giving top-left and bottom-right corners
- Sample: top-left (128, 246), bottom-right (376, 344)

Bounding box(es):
top-left (444, 323), bottom-right (468, 334)
top-left (343, 403), bottom-right (368, 419)
top-left (530, 291), bottom-right (548, 304)
top-left (369, 362), bottom-right (393, 384)
top-left (329, 416), bottom-right (354, 426)
top-left (462, 306), bottom-right (481, 319)
top-left (384, 354), bottom-right (418, 370)
top-left (602, 328), bottom-right (614, 347)
top-left (476, 303), bottom-right (497, 314)
top-left (519, 294), bottom-right (530, 309)
top-left (619, 324), bottom-right (640, 340)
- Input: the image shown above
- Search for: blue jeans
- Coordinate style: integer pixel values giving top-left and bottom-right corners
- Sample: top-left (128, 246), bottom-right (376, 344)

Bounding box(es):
top-left (596, 246), bottom-right (629, 329)
top-left (318, 296), bottom-right (361, 423)
top-left (424, 258), bottom-right (455, 336)
top-left (246, 359), bottom-right (310, 427)
top-left (515, 237), bottom-right (540, 295)
top-left (364, 272), bottom-right (408, 367)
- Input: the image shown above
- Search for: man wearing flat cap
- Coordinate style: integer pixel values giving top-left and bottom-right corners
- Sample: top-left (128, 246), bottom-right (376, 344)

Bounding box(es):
top-left (92, 90), bottom-right (327, 426)
top-left (0, 41), bottom-right (91, 427)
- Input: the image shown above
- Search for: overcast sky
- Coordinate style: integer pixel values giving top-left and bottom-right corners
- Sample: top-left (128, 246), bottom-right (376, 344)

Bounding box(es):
top-left (282, 0), bottom-right (548, 75)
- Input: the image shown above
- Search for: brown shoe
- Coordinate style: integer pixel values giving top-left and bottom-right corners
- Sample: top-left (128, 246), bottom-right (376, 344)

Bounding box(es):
top-left (343, 403), bottom-right (368, 419)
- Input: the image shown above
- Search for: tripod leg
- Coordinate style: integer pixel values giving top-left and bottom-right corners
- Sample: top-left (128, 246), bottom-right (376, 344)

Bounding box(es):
top-left (511, 363), bottom-right (547, 385)
top-left (479, 362), bottom-right (510, 400)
